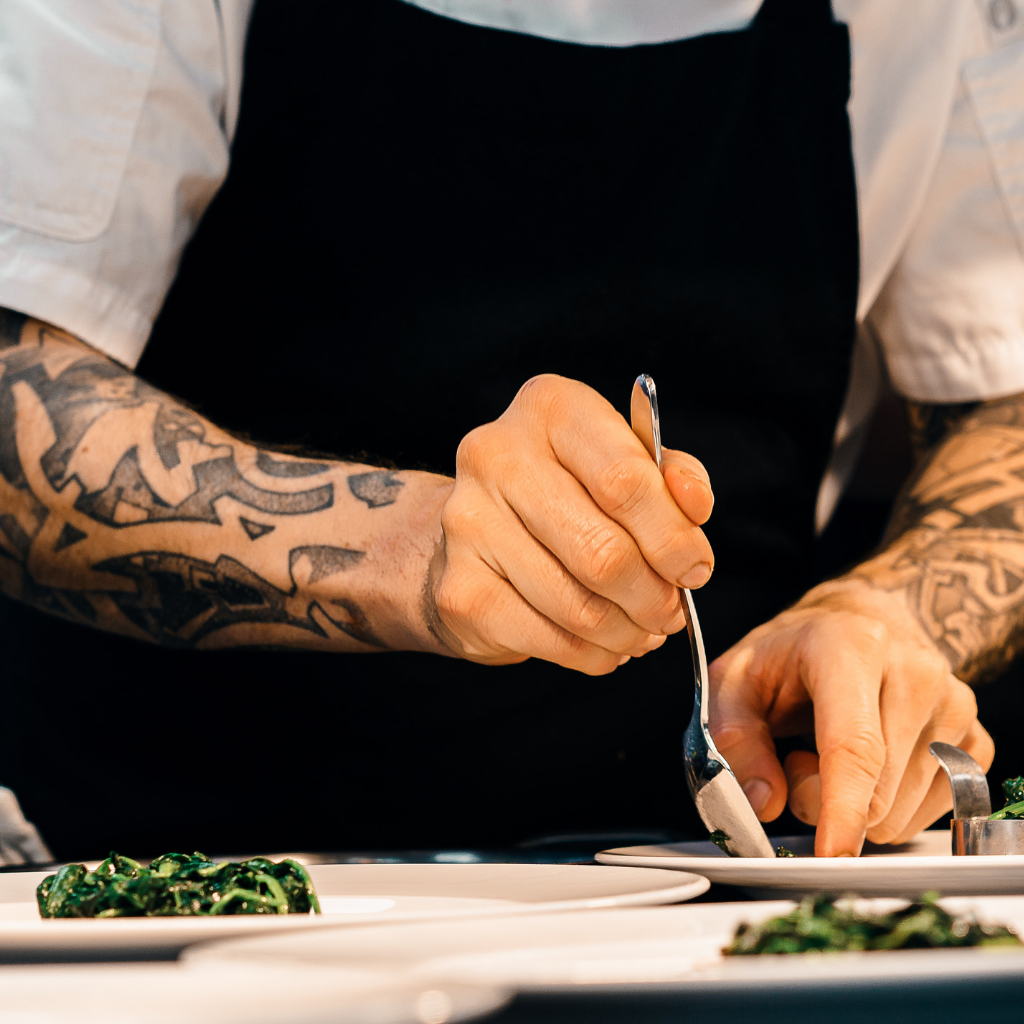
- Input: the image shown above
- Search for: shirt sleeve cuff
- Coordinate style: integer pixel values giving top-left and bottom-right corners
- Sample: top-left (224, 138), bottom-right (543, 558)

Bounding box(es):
top-left (0, 246), bottom-right (151, 369)
top-left (884, 332), bottom-right (1024, 404)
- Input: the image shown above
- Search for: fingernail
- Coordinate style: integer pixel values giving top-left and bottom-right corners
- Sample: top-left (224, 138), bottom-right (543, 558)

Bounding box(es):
top-left (829, 833), bottom-right (866, 858)
top-left (742, 777), bottom-right (772, 815)
top-left (680, 562), bottom-right (712, 589)
top-left (618, 655), bottom-right (631, 666)
top-left (789, 773), bottom-right (822, 826)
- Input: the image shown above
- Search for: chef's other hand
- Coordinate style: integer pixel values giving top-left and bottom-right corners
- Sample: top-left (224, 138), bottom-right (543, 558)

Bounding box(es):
top-left (708, 578), bottom-right (992, 856)
top-left (425, 374), bottom-right (714, 674)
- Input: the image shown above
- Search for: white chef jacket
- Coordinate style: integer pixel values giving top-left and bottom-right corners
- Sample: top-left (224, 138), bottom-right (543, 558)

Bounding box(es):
top-left (1, 0), bottom-right (1024, 528)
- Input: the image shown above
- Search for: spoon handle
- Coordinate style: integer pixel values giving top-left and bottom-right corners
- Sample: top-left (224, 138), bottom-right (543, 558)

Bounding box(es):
top-left (630, 375), bottom-right (708, 725)
top-left (631, 374), bottom-right (775, 858)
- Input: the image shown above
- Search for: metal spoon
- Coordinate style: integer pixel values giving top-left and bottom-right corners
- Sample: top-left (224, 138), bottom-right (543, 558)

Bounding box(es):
top-left (928, 742), bottom-right (991, 821)
top-left (631, 374), bottom-right (775, 858)
top-left (927, 741), bottom-right (1024, 855)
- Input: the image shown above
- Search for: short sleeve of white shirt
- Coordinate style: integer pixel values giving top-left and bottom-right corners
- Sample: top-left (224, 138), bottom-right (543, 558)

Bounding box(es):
top-left (861, 2), bottom-right (1024, 403)
top-left (0, 0), bottom-right (252, 368)
top-left (2, 0), bottom-right (1024, 409)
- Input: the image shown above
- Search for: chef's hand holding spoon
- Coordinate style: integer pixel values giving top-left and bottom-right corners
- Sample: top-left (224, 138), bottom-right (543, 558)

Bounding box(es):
top-left (424, 374), bottom-right (714, 675)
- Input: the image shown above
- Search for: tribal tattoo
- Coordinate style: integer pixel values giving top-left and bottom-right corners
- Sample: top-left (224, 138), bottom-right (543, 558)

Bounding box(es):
top-left (856, 393), bottom-right (1024, 683)
top-left (0, 312), bottom-right (397, 649)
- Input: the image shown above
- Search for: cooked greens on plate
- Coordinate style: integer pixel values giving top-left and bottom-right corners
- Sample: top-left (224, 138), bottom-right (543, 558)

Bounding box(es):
top-left (709, 829), bottom-right (795, 859)
top-left (725, 893), bottom-right (1021, 955)
top-left (989, 776), bottom-right (1024, 820)
top-left (37, 851), bottom-right (321, 918)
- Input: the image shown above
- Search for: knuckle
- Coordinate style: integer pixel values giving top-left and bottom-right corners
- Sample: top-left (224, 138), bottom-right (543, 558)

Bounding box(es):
top-left (650, 586), bottom-right (683, 626)
top-left (918, 645), bottom-right (951, 677)
top-left (820, 610), bottom-right (887, 648)
top-left (579, 661), bottom-right (619, 677)
top-left (974, 729), bottom-right (996, 769)
top-left (846, 613), bottom-right (888, 648)
top-left (439, 491), bottom-right (480, 540)
top-left (821, 727), bottom-right (886, 783)
top-left (432, 571), bottom-right (464, 624)
top-left (805, 612), bottom-right (889, 667)
top-left (947, 679), bottom-right (978, 721)
top-left (867, 790), bottom-right (895, 826)
top-left (565, 588), bottom-right (616, 637)
top-left (455, 423), bottom-right (495, 474)
top-left (514, 374), bottom-right (569, 417)
top-left (710, 722), bottom-right (763, 754)
top-left (434, 571), bottom-right (494, 630)
top-left (550, 628), bottom-right (608, 674)
top-left (519, 373), bottom-right (559, 398)
top-left (593, 458), bottom-right (654, 519)
top-left (867, 821), bottom-right (902, 846)
top-left (578, 648), bottom-right (623, 676)
top-left (438, 497), bottom-right (460, 535)
top-left (580, 528), bottom-right (634, 588)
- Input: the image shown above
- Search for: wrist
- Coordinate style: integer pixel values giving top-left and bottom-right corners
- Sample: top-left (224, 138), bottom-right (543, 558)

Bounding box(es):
top-left (792, 567), bottom-right (937, 653)
top-left (232, 461), bottom-right (454, 654)
top-left (336, 469), bottom-right (455, 654)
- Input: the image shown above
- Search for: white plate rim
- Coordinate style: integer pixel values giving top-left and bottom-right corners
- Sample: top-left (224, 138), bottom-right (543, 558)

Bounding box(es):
top-left (0, 863), bottom-right (711, 957)
top-left (594, 832), bottom-right (1024, 896)
top-left (182, 897), bottom-right (1024, 993)
top-left (595, 851), bottom-right (1024, 871)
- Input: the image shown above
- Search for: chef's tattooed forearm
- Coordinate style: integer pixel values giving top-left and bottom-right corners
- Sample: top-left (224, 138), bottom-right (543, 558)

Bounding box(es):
top-left (854, 392), bottom-right (1024, 683)
top-left (0, 313), bottom-right (395, 650)
top-left (348, 470), bottom-right (404, 508)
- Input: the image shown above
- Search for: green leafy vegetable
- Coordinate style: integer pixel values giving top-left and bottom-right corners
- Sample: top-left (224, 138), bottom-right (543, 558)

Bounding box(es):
top-left (708, 831), bottom-right (796, 859)
top-left (725, 893), bottom-right (1021, 956)
top-left (37, 851), bottom-right (321, 918)
top-left (989, 776), bottom-right (1024, 820)
top-left (709, 830), bottom-right (733, 855)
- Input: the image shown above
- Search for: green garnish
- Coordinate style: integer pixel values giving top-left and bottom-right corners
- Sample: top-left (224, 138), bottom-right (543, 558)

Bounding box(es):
top-left (725, 892), bottom-right (1021, 955)
top-left (989, 776), bottom-right (1024, 820)
top-left (709, 830), bottom-right (734, 855)
top-left (36, 851), bottom-right (321, 918)
top-left (709, 831), bottom-right (795, 858)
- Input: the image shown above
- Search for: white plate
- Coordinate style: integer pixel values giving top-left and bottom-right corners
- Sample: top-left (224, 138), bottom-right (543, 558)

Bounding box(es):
top-left (0, 961), bottom-right (507, 1024)
top-left (0, 862), bottom-right (707, 961)
top-left (184, 896), bottom-right (1024, 992)
top-left (595, 829), bottom-right (1024, 897)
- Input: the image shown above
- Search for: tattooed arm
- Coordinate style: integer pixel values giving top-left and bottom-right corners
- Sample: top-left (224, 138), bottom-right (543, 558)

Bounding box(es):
top-left (705, 393), bottom-right (1020, 856)
top-left (0, 310), bottom-right (453, 651)
top-left (863, 395), bottom-right (1024, 682)
top-left (0, 309), bottom-right (714, 667)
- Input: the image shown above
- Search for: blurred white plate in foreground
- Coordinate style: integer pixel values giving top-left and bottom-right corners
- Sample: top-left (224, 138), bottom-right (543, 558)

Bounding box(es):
top-left (596, 830), bottom-right (1024, 897)
top-left (184, 897), bottom-right (1024, 992)
top-left (0, 961), bottom-right (506, 1024)
top-left (0, 862), bottom-right (707, 961)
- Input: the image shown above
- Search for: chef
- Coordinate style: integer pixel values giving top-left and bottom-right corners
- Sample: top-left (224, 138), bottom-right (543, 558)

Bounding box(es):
top-left (0, 0), bottom-right (1021, 860)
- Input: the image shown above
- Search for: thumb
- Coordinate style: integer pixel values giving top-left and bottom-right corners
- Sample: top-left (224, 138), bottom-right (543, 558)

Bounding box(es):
top-left (709, 653), bottom-right (788, 822)
top-left (662, 448), bottom-right (714, 526)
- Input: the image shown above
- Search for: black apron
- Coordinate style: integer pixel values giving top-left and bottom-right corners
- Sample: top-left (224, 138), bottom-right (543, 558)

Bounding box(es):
top-left (0, 0), bottom-right (858, 860)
